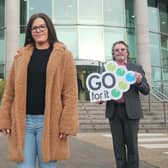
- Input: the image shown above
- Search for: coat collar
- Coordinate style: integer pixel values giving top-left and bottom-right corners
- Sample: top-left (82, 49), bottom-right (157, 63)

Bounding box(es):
top-left (17, 42), bottom-right (65, 90)
top-left (126, 62), bottom-right (134, 71)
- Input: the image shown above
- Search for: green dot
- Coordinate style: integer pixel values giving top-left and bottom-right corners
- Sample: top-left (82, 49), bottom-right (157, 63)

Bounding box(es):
top-left (107, 63), bottom-right (116, 72)
top-left (111, 88), bottom-right (121, 98)
top-left (118, 81), bottom-right (129, 90)
top-left (116, 68), bottom-right (125, 76)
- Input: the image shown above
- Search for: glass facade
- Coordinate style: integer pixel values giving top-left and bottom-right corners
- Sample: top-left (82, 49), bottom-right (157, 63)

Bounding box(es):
top-left (1, 0), bottom-right (167, 98)
top-left (148, 0), bottom-right (168, 94)
top-left (0, 0), bottom-right (5, 78)
top-left (20, 0), bottom-right (136, 62)
top-left (19, 0), bottom-right (138, 100)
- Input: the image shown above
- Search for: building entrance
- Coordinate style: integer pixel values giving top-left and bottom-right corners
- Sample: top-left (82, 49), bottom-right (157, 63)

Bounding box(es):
top-left (76, 60), bottom-right (104, 101)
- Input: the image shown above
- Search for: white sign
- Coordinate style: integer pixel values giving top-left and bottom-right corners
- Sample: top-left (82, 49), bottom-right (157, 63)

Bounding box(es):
top-left (86, 61), bottom-right (136, 102)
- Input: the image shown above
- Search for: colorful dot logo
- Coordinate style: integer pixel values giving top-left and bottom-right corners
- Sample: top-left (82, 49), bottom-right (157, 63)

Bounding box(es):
top-left (86, 61), bottom-right (136, 102)
top-left (105, 61), bottom-right (136, 99)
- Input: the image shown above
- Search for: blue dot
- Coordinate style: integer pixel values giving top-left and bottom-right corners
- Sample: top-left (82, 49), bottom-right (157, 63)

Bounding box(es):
top-left (125, 72), bottom-right (136, 83)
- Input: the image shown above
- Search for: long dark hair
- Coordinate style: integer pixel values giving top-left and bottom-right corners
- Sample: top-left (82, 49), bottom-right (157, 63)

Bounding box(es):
top-left (24, 13), bottom-right (58, 47)
top-left (112, 40), bottom-right (130, 60)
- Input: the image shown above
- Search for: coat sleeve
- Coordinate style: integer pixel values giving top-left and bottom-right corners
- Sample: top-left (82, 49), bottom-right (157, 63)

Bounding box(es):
top-left (0, 60), bottom-right (15, 130)
top-left (59, 49), bottom-right (79, 135)
top-left (134, 65), bottom-right (150, 95)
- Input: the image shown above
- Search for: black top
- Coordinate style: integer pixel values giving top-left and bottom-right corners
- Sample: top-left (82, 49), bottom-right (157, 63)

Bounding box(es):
top-left (26, 45), bottom-right (53, 115)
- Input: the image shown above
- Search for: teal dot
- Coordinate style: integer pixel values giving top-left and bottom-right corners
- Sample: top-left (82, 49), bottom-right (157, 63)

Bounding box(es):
top-left (116, 68), bottom-right (125, 77)
top-left (125, 72), bottom-right (136, 83)
top-left (111, 88), bottom-right (121, 98)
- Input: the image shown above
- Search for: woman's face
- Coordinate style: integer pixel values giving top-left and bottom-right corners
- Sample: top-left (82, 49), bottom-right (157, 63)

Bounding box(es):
top-left (31, 17), bottom-right (49, 46)
top-left (113, 43), bottom-right (128, 63)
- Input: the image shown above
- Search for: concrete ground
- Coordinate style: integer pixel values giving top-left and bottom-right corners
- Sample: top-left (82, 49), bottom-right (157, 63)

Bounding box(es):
top-left (0, 133), bottom-right (168, 168)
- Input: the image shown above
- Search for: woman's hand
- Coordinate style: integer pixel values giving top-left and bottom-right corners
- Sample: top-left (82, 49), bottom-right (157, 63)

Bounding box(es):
top-left (59, 132), bottom-right (68, 140)
top-left (0, 128), bottom-right (11, 136)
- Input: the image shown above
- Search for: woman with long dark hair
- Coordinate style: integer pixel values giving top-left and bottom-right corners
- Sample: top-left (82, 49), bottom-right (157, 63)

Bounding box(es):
top-left (0, 13), bottom-right (79, 168)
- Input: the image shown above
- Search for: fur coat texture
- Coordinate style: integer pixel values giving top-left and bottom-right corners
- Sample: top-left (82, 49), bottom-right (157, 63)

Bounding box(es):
top-left (0, 42), bottom-right (79, 162)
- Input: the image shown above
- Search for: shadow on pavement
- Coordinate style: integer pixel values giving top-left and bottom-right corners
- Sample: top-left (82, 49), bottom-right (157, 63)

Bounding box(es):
top-left (58, 137), bottom-right (158, 168)
top-left (0, 136), bottom-right (160, 168)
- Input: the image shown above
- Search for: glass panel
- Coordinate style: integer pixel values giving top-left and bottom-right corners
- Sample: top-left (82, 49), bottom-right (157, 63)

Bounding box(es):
top-left (56, 26), bottom-right (78, 59)
top-left (148, 0), bottom-right (168, 87)
top-left (161, 34), bottom-right (168, 81)
top-left (20, 0), bottom-right (27, 46)
top-left (78, 26), bottom-right (104, 61)
top-left (0, 0), bottom-right (5, 27)
top-left (125, 0), bottom-right (135, 28)
top-left (152, 66), bottom-right (162, 84)
top-left (159, 1), bottom-right (168, 34)
top-left (0, 28), bottom-right (5, 78)
top-left (53, 0), bottom-right (77, 24)
top-left (0, 0), bottom-right (5, 78)
top-left (148, 0), bottom-right (157, 7)
top-left (126, 28), bottom-right (136, 63)
top-left (104, 0), bottom-right (125, 26)
top-left (104, 28), bottom-right (125, 61)
top-left (149, 32), bottom-right (161, 83)
top-left (27, 0), bottom-right (52, 18)
top-left (19, 33), bottom-right (25, 47)
top-left (78, 0), bottom-right (103, 24)
top-left (148, 6), bottom-right (160, 32)
top-left (149, 33), bottom-right (161, 66)
top-left (20, 0), bottom-right (27, 33)
top-left (77, 65), bottom-right (101, 101)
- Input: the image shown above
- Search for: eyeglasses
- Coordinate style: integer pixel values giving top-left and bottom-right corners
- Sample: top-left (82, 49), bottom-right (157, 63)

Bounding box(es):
top-left (114, 48), bottom-right (127, 52)
top-left (31, 24), bottom-right (47, 33)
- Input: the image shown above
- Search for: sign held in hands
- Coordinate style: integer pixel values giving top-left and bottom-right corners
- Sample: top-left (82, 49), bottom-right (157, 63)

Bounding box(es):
top-left (86, 61), bottom-right (136, 102)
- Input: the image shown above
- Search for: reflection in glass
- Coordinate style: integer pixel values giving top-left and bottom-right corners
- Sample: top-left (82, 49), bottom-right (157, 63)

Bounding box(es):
top-left (53, 0), bottom-right (77, 24)
top-left (27, 0), bottom-right (52, 18)
top-left (104, 0), bottom-right (125, 26)
top-left (56, 26), bottom-right (78, 59)
top-left (78, 26), bottom-right (104, 62)
top-left (148, 6), bottom-right (160, 32)
top-left (78, 0), bottom-right (103, 24)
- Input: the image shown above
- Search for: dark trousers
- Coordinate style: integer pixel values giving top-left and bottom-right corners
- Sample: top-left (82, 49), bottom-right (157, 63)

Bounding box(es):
top-left (109, 103), bottom-right (139, 168)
